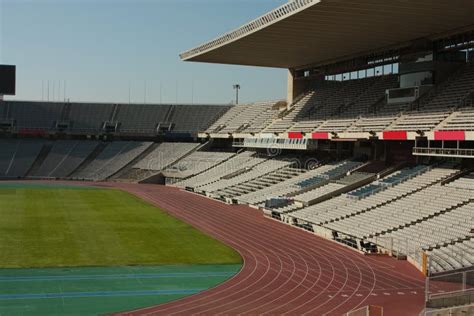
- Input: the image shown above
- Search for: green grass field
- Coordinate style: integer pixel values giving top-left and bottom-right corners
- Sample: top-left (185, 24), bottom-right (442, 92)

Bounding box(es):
top-left (0, 186), bottom-right (242, 268)
top-left (0, 184), bottom-right (242, 315)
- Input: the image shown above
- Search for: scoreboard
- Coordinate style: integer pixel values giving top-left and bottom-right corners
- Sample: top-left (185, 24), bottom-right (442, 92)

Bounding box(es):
top-left (0, 65), bottom-right (16, 95)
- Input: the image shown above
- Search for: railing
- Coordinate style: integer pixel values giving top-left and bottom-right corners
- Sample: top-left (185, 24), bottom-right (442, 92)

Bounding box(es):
top-left (426, 267), bottom-right (474, 308)
top-left (344, 305), bottom-right (383, 316)
top-left (234, 138), bottom-right (309, 150)
top-left (180, 0), bottom-right (318, 60)
top-left (413, 147), bottom-right (474, 158)
top-left (423, 304), bottom-right (474, 316)
top-left (374, 236), bottom-right (426, 265)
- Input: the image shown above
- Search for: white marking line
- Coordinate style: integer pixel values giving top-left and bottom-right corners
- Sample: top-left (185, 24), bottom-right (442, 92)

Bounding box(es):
top-left (132, 192), bottom-right (264, 316)
top-left (123, 187), bottom-right (423, 316)
top-left (136, 191), bottom-right (332, 316)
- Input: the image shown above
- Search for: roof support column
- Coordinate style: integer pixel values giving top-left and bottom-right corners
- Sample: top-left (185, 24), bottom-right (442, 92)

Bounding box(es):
top-left (287, 68), bottom-right (309, 106)
top-left (287, 69), bottom-right (295, 105)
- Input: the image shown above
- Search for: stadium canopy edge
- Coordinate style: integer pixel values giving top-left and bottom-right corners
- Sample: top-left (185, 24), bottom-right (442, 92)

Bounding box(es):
top-left (180, 0), bottom-right (474, 70)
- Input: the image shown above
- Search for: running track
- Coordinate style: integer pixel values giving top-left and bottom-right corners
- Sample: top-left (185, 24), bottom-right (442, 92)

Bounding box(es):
top-left (108, 183), bottom-right (426, 316)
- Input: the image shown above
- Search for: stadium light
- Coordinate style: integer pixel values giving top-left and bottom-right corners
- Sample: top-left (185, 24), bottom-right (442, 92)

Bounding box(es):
top-left (233, 84), bottom-right (241, 105)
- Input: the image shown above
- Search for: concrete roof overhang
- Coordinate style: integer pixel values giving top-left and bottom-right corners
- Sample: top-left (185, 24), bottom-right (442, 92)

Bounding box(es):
top-left (180, 0), bottom-right (474, 69)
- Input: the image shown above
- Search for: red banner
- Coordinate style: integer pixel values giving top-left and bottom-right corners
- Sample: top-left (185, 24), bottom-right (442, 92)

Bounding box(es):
top-left (18, 128), bottom-right (46, 137)
top-left (383, 131), bottom-right (407, 140)
top-left (434, 130), bottom-right (465, 141)
top-left (288, 132), bottom-right (303, 139)
top-left (311, 132), bottom-right (329, 139)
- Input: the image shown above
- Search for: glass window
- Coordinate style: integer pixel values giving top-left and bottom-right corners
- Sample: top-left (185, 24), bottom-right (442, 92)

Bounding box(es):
top-left (393, 63), bottom-right (399, 74)
top-left (375, 66), bottom-right (383, 76)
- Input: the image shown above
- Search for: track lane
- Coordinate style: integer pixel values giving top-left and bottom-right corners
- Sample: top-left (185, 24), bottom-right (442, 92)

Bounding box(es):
top-left (112, 184), bottom-right (425, 316)
top-left (11, 181), bottom-right (425, 315)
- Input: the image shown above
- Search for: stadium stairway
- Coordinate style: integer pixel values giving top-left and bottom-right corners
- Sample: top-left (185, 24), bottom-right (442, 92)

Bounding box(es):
top-left (190, 152), bottom-right (271, 193)
top-left (177, 150), bottom-right (262, 191)
top-left (164, 150), bottom-right (241, 185)
top-left (285, 161), bottom-right (366, 204)
top-left (25, 142), bottom-right (52, 177)
top-left (67, 142), bottom-right (105, 178)
top-left (110, 142), bottom-right (162, 182)
top-left (76, 142), bottom-right (153, 181)
top-left (103, 142), bottom-right (155, 180)
top-left (139, 141), bottom-right (212, 184)
top-left (60, 102), bottom-right (72, 121)
top-left (33, 140), bottom-right (100, 179)
top-left (212, 164), bottom-right (302, 203)
top-left (109, 103), bottom-right (121, 122)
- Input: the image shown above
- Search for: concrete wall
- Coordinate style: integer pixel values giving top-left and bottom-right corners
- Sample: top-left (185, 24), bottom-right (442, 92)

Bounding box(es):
top-left (287, 69), bottom-right (311, 105)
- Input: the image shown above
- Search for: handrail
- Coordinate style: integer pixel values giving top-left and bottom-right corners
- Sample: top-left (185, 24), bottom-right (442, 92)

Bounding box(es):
top-left (413, 147), bottom-right (474, 157)
top-left (424, 303), bottom-right (474, 316)
top-left (180, 0), bottom-right (318, 60)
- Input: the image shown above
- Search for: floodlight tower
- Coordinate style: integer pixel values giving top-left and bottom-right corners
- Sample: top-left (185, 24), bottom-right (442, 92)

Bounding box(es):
top-left (233, 84), bottom-right (240, 105)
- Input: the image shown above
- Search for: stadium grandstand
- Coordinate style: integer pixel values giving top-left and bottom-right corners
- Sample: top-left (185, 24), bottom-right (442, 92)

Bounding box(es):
top-left (2, 0), bottom-right (474, 315)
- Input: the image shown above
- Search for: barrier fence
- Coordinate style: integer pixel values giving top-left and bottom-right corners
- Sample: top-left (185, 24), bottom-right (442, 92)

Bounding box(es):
top-left (345, 305), bottom-right (383, 316)
top-left (427, 268), bottom-right (474, 301)
top-left (423, 303), bottom-right (474, 315)
top-left (371, 236), bottom-right (430, 273)
top-left (361, 237), bottom-right (474, 312)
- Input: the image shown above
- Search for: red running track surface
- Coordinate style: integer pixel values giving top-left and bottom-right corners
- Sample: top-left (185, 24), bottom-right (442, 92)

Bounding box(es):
top-left (108, 184), bottom-right (426, 316)
top-left (8, 180), bottom-right (425, 315)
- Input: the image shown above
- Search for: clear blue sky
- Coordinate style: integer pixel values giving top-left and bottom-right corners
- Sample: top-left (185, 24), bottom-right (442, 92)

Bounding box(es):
top-left (0, 0), bottom-right (288, 104)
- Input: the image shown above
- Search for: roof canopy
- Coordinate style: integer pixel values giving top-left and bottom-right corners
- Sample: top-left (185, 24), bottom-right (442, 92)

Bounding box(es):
top-left (180, 0), bottom-right (474, 69)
